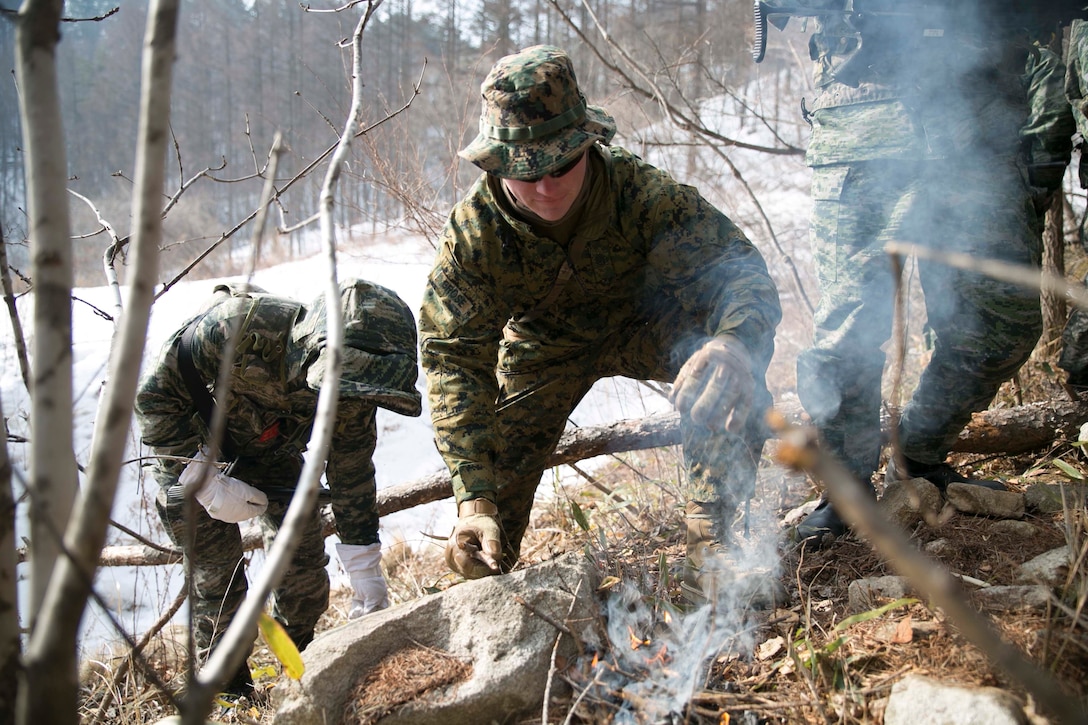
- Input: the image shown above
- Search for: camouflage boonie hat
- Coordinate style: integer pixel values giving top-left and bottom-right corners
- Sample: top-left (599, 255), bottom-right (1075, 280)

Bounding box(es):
top-left (460, 45), bottom-right (616, 181)
top-left (291, 279), bottom-right (422, 417)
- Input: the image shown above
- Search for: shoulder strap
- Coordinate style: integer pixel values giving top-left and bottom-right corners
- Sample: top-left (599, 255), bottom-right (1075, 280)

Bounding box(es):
top-left (177, 312), bottom-right (237, 459)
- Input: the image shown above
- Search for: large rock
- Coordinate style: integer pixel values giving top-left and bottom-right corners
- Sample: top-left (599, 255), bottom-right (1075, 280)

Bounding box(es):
top-left (884, 674), bottom-right (1027, 725)
top-left (273, 552), bottom-right (601, 725)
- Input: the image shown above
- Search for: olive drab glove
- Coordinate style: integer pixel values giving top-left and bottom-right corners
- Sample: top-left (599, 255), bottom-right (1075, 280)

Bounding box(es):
top-left (445, 499), bottom-right (503, 579)
top-left (335, 542), bottom-right (390, 618)
top-left (671, 337), bottom-right (755, 434)
top-left (179, 448), bottom-right (268, 523)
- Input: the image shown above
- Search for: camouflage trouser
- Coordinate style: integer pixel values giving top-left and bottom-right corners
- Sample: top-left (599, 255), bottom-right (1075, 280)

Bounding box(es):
top-left (156, 478), bottom-right (330, 658)
top-left (1060, 273), bottom-right (1088, 387)
top-left (797, 158), bottom-right (1042, 481)
top-left (492, 302), bottom-right (773, 564)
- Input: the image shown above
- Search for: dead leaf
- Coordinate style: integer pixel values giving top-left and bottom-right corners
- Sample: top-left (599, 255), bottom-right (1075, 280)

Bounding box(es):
top-left (892, 615), bottom-right (913, 644)
top-left (756, 636), bottom-right (784, 661)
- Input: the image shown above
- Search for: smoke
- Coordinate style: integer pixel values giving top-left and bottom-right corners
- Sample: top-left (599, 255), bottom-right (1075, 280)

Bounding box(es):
top-left (583, 497), bottom-right (783, 723)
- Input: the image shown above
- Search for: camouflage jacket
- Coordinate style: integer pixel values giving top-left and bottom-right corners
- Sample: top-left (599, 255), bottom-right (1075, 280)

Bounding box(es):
top-left (790, 1), bottom-right (1049, 165)
top-left (135, 286), bottom-right (382, 544)
top-left (419, 144), bottom-right (781, 502)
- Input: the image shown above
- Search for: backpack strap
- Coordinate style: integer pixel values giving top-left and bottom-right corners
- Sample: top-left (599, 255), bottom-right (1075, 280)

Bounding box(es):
top-left (177, 311), bottom-right (238, 460)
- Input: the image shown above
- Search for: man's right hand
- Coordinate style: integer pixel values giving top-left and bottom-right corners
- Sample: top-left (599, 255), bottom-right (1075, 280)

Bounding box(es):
top-left (179, 449), bottom-right (268, 523)
top-left (445, 499), bottom-right (503, 579)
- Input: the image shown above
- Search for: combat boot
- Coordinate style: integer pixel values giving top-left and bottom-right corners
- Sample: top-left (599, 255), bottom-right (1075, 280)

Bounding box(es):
top-left (885, 455), bottom-right (1006, 492)
top-left (221, 661), bottom-right (259, 700)
top-left (793, 498), bottom-right (849, 547)
top-left (681, 501), bottom-right (784, 609)
top-left (793, 477), bottom-right (877, 548)
top-left (680, 500), bottom-right (722, 603)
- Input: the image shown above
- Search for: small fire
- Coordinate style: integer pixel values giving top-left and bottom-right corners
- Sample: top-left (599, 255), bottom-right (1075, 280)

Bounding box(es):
top-left (646, 643), bottom-right (669, 666)
top-left (627, 626), bottom-right (651, 650)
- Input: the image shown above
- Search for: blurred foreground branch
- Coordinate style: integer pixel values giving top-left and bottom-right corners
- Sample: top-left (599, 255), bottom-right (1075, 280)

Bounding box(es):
top-left (774, 419), bottom-right (1087, 725)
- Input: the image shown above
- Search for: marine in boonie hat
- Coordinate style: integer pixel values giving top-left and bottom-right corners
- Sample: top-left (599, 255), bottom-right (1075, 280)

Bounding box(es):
top-left (459, 45), bottom-right (617, 181)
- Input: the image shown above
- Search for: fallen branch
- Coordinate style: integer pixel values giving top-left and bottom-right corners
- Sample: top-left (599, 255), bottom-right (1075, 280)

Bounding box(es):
top-left (86, 397), bottom-right (1088, 568)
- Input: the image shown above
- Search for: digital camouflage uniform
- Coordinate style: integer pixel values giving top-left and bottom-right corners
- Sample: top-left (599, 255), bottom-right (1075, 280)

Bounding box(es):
top-left (1062, 19), bottom-right (1088, 385)
top-left (783, 2), bottom-right (1077, 483)
top-left (419, 141), bottom-right (781, 564)
top-left (136, 280), bottom-right (420, 661)
top-left (1023, 43), bottom-right (1075, 230)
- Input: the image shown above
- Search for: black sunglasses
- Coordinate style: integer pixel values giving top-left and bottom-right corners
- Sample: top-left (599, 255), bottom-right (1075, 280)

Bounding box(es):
top-left (521, 152), bottom-right (585, 183)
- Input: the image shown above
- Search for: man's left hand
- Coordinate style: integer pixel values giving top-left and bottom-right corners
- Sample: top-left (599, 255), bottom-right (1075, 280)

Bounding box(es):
top-left (671, 337), bottom-right (754, 433)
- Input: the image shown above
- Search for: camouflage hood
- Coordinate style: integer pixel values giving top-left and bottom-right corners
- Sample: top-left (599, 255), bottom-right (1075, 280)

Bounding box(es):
top-left (459, 45), bottom-right (616, 181)
top-left (290, 279), bottom-right (422, 417)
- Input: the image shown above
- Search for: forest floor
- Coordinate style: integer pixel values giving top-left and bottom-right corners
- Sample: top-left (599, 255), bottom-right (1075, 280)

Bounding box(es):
top-left (78, 343), bottom-right (1088, 724)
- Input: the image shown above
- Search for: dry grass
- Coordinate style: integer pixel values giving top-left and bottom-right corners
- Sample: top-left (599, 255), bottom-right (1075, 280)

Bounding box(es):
top-left (76, 339), bottom-right (1088, 724)
top-left (341, 646), bottom-right (473, 725)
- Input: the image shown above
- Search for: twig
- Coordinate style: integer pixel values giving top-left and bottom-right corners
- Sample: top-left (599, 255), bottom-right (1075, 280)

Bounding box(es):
top-left (543, 579), bottom-right (583, 725)
top-left (88, 586), bottom-right (187, 725)
top-left (885, 241), bottom-right (1088, 312)
top-left (0, 225), bottom-right (31, 392)
top-left (514, 593), bottom-right (575, 638)
top-left (67, 189), bottom-right (123, 324)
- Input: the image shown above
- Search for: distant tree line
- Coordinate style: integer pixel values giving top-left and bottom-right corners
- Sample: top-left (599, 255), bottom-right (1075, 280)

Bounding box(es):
top-left (0, 0), bottom-right (763, 286)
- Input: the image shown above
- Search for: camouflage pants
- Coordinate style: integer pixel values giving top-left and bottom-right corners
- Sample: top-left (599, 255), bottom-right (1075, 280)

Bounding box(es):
top-left (1060, 296), bottom-right (1088, 387)
top-left (797, 158), bottom-right (1041, 481)
top-left (156, 480), bottom-right (330, 658)
top-left (492, 302), bottom-right (773, 563)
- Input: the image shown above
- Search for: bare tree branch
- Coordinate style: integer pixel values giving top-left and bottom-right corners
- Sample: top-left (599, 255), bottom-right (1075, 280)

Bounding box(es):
top-left (157, 69), bottom-right (422, 299)
top-left (189, 3), bottom-right (384, 714)
top-left (0, 226), bottom-right (31, 392)
top-left (66, 190), bottom-right (122, 326)
top-left (15, 0), bottom-right (79, 642)
top-left (885, 241), bottom-right (1088, 312)
top-left (17, 1), bottom-right (179, 723)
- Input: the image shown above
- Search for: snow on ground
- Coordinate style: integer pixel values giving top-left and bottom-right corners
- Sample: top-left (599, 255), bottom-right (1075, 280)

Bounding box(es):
top-left (2, 230), bottom-right (673, 656)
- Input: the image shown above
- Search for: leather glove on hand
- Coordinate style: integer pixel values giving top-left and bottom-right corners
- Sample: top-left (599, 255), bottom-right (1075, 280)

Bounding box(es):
top-left (179, 448), bottom-right (268, 523)
top-left (445, 499), bottom-right (503, 579)
top-left (335, 542), bottom-right (390, 618)
top-left (671, 337), bottom-right (755, 434)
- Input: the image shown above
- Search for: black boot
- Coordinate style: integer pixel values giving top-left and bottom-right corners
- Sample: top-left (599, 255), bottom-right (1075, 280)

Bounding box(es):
top-left (793, 498), bottom-right (849, 547)
top-left (221, 662), bottom-right (258, 701)
top-left (885, 455), bottom-right (1005, 492)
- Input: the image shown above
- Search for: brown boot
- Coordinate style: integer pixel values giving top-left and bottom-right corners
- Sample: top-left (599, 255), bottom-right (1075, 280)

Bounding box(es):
top-left (681, 501), bottom-right (786, 609)
top-left (681, 500), bottom-right (724, 604)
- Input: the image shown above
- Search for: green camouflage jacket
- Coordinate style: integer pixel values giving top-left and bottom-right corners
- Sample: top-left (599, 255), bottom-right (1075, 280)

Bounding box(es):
top-left (788, 1), bottom-right (1059, 165)
top-left (135, 286), bottom-right (382, 543)
top-left (419, 144), bottom-right (781, 502)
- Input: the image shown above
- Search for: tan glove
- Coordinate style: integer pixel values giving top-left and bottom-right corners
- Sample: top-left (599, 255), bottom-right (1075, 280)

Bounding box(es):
top-left (445, 499), bottom-right (503, 579)
top-left (671, 336), bottom-right (754, 434)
